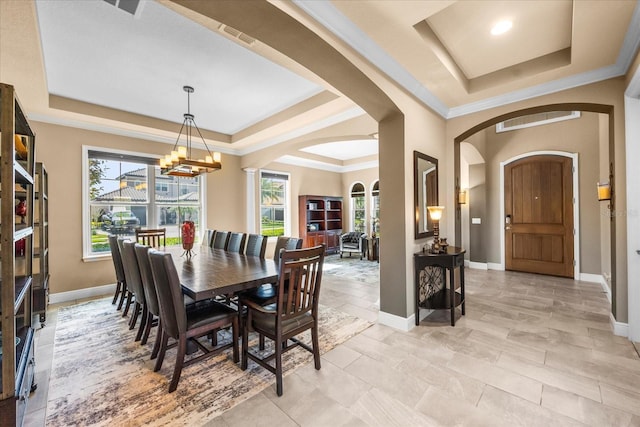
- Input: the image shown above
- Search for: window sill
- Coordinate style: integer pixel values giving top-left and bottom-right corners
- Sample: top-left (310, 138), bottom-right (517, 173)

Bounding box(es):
top-left (83, 254), bottom-right (111, 263)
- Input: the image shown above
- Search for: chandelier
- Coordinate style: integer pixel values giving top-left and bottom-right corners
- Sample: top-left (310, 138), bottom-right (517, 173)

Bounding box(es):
top-left (160, 85), bottom-right (222, 177)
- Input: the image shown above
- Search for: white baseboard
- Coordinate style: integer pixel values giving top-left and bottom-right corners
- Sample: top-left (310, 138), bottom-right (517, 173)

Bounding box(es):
top-left (487, 263), bottom-right (504, 271)
top-left (610, 312), bottom-right (629, 337)
top-left (377, 310), bottom-right (414, 331)
top-left (579, 273), bottom-right (612, 304)
top-left (468, 262), bottom-right (488, 270)
top-left (49, 283), bottom-right (115, 304)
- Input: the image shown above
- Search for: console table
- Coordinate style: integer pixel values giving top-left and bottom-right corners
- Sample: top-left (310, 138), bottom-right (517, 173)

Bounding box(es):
top-left (414, 247), bottom-right (466, 326)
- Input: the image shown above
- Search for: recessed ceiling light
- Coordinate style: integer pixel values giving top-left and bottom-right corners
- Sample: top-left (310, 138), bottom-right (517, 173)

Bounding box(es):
top-left (491, 20), bottom-right (512, 36)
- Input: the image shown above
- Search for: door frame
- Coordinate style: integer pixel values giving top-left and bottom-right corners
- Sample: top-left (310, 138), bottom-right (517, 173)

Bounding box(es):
top-left (499, 151), bottom-right (579, 278)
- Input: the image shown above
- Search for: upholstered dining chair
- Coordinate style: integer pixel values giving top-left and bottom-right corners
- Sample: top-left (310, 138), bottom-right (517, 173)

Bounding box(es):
top-left (134, 244), bottom-right (162, 353)
top-left (244, 234), bottom-right (267, 258)
top-left (212, 230), bottom-right (230, 250)
top-left (135, 228), bottom-right (166, 248)
top-left (108, 234), bottom-right (127, 310)
top-left (119, 240), bottom-right (148, 341)
top-left (148, 249), bottom-right (239, 393)
top-left (241, 245), bottom-right (325, 396)
top-left (226, 232), bottom-right (247, 253)
top-left (272, 236), bottom-right (303, 260)
top-left (203, 229), bottom-right (216, 247)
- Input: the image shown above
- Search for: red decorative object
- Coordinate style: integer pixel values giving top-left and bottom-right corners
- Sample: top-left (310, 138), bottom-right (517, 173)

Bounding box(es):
top-left (181, 220), bottom-right (195, 257)
top-left (15, 200), bottom-right (27, 224)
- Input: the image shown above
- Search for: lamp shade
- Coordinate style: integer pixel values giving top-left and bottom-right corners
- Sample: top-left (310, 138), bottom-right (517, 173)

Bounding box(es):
top-left (458, 190), bottom-right (467, 204)
top-left (597, 182), bottom-right (611, 201)
top-left (427, 206), bottom-right (444, 221)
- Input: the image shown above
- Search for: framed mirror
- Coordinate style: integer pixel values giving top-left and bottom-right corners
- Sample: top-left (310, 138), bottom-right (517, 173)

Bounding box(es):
top-left (414, 151), bottom-right (438, 239)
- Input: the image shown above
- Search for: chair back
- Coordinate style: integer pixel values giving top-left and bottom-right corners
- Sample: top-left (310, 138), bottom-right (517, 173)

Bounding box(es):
top-left (135, 228), bottom-right (166, 248)
top-left (212, 230), bottom-right (230, 250)
top-left (273, 236), bottom-right (290, 259)
top-left (108, 234), bottom-right (126, 283)
top-left (276, 245), bottom-right (325, 322)
top-left (204, 229), bottom-right (216, 247)
top-left (226, 232), bottom-right (247, 253)
top-left (286, 238), bottom-right (303, 250)
top-left (148, 250), bottom-right (187, 339)
top-left (118, 239), bottom-right (146, 305)
top-left (245, 234), bottom-right (267, 258)
top-left (134, 243), bottom-right (159, 317)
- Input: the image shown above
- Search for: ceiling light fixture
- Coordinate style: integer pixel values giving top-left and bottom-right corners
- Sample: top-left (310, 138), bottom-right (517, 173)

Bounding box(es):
top-left (160, 86), bottom-right (222, 177)
top-left (491, 20), bottom-right (512, 36)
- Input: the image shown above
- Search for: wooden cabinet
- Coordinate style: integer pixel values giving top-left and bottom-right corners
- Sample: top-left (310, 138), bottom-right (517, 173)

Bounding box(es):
top-left (298, 195), bottom-right (342, 254)
top-left (0, 83), bottom-right (37, 426)
top-left (33, 163), bottom-right (49, 325)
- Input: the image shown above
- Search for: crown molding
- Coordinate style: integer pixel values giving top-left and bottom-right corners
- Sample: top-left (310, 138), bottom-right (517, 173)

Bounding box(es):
top-left (275, 154), bottom-right (377, 173)
top-left (295, 0), bottom-right (640, 120)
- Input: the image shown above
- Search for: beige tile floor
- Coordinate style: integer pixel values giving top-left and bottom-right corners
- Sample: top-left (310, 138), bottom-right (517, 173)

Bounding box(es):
top-left (24, 266), bottom-right (640, 426)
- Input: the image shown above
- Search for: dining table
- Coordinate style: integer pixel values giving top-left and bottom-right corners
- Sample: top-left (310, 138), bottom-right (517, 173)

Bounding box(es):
top-left (165, 246), bottom-right (280, 301)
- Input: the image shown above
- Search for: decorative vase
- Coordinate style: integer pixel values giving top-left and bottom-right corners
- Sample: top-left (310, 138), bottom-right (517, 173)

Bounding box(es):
top-left (181, 220), bottom-right (195, 257)
top-left (15, 200), bottom-right (26, 224)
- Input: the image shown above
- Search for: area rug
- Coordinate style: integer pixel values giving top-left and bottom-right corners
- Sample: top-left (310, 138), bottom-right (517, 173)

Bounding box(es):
top-left (45, 297), bottom-right (371, 426)
top-left (322, 254), bottom-right (379, 285)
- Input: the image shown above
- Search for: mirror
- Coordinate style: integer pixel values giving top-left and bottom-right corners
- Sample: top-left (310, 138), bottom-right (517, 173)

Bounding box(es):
top-left (414, 151), bottom-right (438, 239)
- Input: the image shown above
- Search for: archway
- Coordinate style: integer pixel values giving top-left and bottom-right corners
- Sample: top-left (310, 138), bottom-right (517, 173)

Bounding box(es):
top-left (453, 103), bottom-right (617, 315)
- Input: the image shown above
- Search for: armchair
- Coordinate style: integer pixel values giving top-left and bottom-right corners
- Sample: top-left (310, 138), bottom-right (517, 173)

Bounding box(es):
top-left (339, 232), bottom-right (366, 259)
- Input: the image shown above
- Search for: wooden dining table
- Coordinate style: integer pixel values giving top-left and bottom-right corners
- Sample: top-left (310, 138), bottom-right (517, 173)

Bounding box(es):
top-left (165, 246), bottom-right (279, 301)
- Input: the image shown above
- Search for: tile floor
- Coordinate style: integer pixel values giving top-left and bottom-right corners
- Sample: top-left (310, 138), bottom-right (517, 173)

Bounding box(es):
top-left (24, 264), bottom-right (640, 426)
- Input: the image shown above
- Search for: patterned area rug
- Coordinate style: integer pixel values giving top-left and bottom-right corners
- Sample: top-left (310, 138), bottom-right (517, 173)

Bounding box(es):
top-left (46, 297), bottom-right (371, 426)
top-left (322, 254), bottom-right (380, 284)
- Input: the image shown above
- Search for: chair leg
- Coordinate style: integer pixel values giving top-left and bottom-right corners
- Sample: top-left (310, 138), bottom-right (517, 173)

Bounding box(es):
top-left (112, 281), bottom-right (121, 305)
top-left (259, 334), bottom-right (265, 350)
top-left (129, 302), bottom-right (141, 330)
top-left (275, 335), bottom-right (283, 396)
top-left (169, 336), bottom-right (187, 393)
top-left (116, 286), bottom-right (126, 310)
top-left (211, 328), bottom-right (218, 346)
top-left (135, 304), bottom-right (148, 342)
top-left (151, 322), bottom-right (162, 360)
top-left (312, 324), bottom-right (321, 370)
top-left (122, 291), bottom-right (133, 317)
top-left (154, 330), bottom-right (169, 372)
top-left (141, 312), bottom-right (153, 345)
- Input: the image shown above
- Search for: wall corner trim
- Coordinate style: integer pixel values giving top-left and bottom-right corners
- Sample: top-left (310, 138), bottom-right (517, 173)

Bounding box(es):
top-left (610, 312), bottom-right (629, 338)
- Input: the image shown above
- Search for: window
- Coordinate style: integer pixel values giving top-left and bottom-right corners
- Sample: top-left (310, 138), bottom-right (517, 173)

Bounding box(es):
top-left (84, 147), bottom-right (204, 257)
top-left (350, 182), bottom-right (366, 233)
top-left (371, 180), bottom-right (380, 235)
top-left (260, 170), bottom-right (289, 237)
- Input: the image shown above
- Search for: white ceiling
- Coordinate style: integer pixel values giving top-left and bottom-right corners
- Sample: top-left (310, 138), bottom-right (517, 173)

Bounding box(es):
top-left (21, 0), bottom-right (640, 170)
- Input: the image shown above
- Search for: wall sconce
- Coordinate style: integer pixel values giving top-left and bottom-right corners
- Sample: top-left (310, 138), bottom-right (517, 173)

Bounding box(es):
top-left (597, 182), bottom-right (611, 201)
top-left (426, 206), bottom-right (445, 253)
top-left (458, 190), bottom-right (467, 205)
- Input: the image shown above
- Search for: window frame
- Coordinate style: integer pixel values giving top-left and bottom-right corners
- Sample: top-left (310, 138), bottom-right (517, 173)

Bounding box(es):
top-left (259, 169), bottom-right (291, 239)
top-left (370, 180), bottom-right (380, 235)
top-left (82, 145), bottom-right (207, 260)
top-left (350, 181), bottom-right (366, 233)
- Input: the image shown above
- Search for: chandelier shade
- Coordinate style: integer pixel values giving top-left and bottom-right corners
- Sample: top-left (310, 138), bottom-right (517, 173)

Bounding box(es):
top-left (160, 85), bottom-right (222, 177)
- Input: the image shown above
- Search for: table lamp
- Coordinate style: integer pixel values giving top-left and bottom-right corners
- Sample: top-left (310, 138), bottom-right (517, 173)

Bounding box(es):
top-left (427, 206), bottom-right (445, 253)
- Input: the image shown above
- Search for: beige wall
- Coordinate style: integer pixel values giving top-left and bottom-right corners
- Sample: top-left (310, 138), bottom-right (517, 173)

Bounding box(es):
top-left (32, 120), bottom-right (246, 294)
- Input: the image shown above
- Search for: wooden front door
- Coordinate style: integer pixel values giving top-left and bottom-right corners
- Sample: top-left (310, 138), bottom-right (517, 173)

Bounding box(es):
top-left (504, 155), bottom-right (574, 278)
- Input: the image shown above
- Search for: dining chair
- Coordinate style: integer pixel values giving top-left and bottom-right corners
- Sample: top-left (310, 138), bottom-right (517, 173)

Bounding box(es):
top-left (203, 229), bottom-right (216, 247)
top-left (135, 228), bottom-right (166, 248)
top-left (241, 245), bottom-right (325, 396)
top-left (119, 240), bottom-right (148, 341)
top-left (134, 243), bottom-right (162, 353)
top-left (286, 237), bottom-right (303, 250)
top-left (226, 232), bottom-right (247, 253)
top-left (148, 249), bottom-right (239, 393)
top-left (212, 230), bottom-right (230, 250)
top-left (108, 234), bottom-right (127, 310)
top-left (244, 234), bottom-right (267, 258)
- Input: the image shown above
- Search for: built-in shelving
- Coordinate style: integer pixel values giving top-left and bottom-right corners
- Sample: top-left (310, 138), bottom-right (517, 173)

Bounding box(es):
top-left (33, 162), bottom-right (49, 324)
top-left (298, 195), bottom-right (343, 254)
top-left (1, 82), bottom-right (37, 426)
